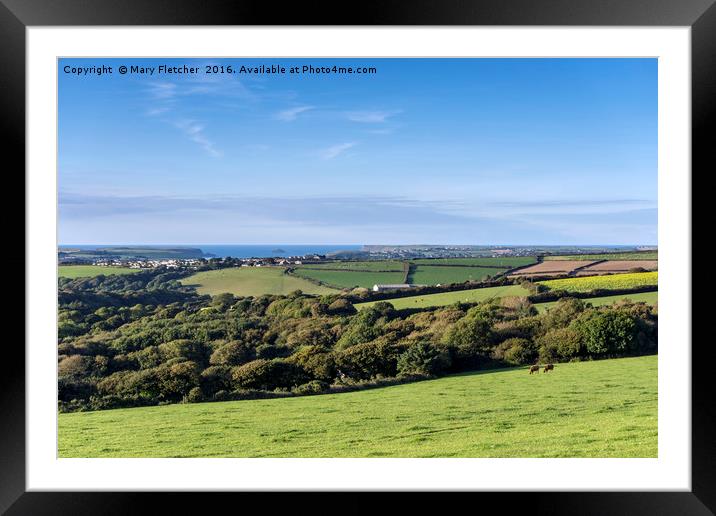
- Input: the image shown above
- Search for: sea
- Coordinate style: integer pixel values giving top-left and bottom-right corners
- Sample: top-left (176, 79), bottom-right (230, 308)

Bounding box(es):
top-left (61, 244), bottom-right (363, 259)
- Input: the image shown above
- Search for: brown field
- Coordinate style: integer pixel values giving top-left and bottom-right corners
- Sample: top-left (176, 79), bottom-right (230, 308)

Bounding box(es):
top-left (509, 260), bottom-right (597, 277)
top-left (575, 260), bottom-right (658, 275)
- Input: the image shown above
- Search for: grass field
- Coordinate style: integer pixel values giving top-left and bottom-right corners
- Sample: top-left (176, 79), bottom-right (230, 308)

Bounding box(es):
top-left (410, 257), bottom-right (537, 267)
top-left (298, 261), bottom-right (405, 271)
top-left (535, 291), bottom-right (658, 313)
top-left (356, 284), bottom-right (529, 310)
top-left (545, 252), bottom-right (658, 261)
top-left (58, 355), bottom-right (657, 458)
top-left (58, 265), bottom-right (139, 278)
top-left (539, 272), bottom-right (658, 293)
top-left (408, 265), bottom-right (508, 285)
top-left (181, 267), bottom-right (338, 297)
top-left (292, 269), bottom-right (406, 289)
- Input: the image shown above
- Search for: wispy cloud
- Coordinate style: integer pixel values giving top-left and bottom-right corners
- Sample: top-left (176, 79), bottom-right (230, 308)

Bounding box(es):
top-left (175, 119), bottom-right (222, 158)
top-left (346, 110), bottom-right (400, 123)
top-left (146, 106), bottom-right (170, 117)
top-left (147, 82), bottom-right (178, 100)
top-left (275, 105), bottom-right (315, 121)
top-left (319, 142), bottom-right (356, 160)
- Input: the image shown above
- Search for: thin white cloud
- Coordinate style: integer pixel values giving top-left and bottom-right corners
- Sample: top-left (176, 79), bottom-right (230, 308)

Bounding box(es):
top-left (147, 82), bottom-right (178, 100)
top-left (175, 120), bottom-right (222, 158)
top-left (146, 106), bottom-right (170, 117)
top-left (275, 105), bottom-right (315, 121)
top-left (346, 110), bottom-right (400, 123)
top-left (319, 142), bottom-right (356, 160)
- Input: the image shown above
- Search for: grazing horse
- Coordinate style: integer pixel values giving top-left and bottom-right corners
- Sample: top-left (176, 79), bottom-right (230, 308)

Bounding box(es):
top-left (543, 363), bottom-right (554, 373)
top-left (529, 365), bottom-right (540, 374)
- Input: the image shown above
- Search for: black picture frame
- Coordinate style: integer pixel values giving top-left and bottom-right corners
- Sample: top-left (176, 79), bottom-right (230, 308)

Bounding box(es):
top-left (2, 0), bottom-right (712, 513)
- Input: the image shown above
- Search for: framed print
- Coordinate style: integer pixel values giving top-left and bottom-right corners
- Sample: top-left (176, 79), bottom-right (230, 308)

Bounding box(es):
top-left (2, 0), bottom-right (714, 513)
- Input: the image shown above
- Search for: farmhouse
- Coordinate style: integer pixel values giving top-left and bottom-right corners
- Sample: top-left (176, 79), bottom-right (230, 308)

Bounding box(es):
top-left (372, 283), bottom-right (413, 292)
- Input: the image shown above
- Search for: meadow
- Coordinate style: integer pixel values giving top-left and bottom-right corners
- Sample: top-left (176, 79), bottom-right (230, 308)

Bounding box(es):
top-left (298, 261), bottom-right (405, 271)
top-left (408, 265), bottom-right (508, 285)
top-left (535, 291), bottom-right (658, 313)
top-left (409, 257), bottom-right (537, 267)
top-left (58, 265), bottom-right (139, 278)
top-left (292, 268), bottom-right (406, 289)
top-left (355, 284), bottom-right (529, 310)
top-left (545, 252), bottom-right (658, 261)
top-left (539, 272), bottom-right (658, 293)
top-left (58, 355), bottom-right (657, 458)
top-left (180, 267), bottom-right (338, 297)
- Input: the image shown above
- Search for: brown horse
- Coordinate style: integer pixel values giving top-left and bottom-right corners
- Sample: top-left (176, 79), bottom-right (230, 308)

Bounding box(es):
top-left (529, 365), bottom-right (540, 374)
top-left (543, 363), bottom-right (554, 373)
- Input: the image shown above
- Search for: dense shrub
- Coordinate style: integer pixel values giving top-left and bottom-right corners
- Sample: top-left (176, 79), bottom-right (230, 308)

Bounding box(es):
top-left (571, 309), bottom-right (637, 356)
top-left (209, 340), bottom-right (254, 366)
top-left (293, 380), bottom-right (329, 395)
top-left (537, 327), bottom-right (583, 361)
top-left (492, 337), bottom-right (537, 365)
top-left (396, 342), bottom-right (451, 376)
top-left (231, 359), bottom-right (308, 390)
top-left (335, 340), bottom-right (403, 380)
top-left (184, 386), bottom-right (204, 403)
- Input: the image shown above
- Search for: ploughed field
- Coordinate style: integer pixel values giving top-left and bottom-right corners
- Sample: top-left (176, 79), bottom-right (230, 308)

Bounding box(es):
top-left (575, 260), bottom-right (658, 275)
top-left (544, 251), bottom-right (658, 261)
top-left (58, 356), bottom-right (657, 458)
top-left (180, 267), bottom-right (338, 297)
top-left (58, 265), bottom-right (139, 278)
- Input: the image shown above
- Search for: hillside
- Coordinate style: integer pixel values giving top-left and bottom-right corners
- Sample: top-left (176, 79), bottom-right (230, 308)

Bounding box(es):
top-left (59, 355), bottom-right (657, 458)
top-left (180, 267), bottom-right (338, 297)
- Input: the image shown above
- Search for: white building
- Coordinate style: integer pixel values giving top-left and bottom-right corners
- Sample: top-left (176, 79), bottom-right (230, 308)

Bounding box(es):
top-left (372, 284), bottom-right (413, 292)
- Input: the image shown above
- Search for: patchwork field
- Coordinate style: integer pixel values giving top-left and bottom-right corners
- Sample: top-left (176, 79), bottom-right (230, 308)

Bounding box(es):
top-left (576, 260), bottom-right (658, 275)
top-left (356, 284), bottom-right (529, 310)
top-left (538, 272), bottom-right (658, 293)
top-left (58, 265), bottom-right (139, 279)
top-left (408, 265), bottom-right (507, 285)
top-left (410, 257), bottom-right (537, 267)
top-left (545, 252), bottom-right (658, 261)
top-left (535, 291), bottom-right (658, 313)
top-left (58, 355), bottom-right (657, 458)
top-left (181, 267), bottom-right (338, 297)
top-left (292, 269), bottom-right (406, 289)
top-left (509, 260), bottom-right (597, 277)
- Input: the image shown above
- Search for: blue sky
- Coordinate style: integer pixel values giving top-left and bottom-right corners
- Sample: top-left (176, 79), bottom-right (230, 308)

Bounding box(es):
top-left (58, 58), bottom-right (657, 245)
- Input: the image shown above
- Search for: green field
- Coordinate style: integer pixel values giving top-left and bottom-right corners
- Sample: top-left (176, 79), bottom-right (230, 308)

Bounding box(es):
top-left (58, 355), bottom-right (657, 458)
top-left (292, 269), bottom-right (406, 289)
top-left (410, 257), bottom-right (537, 267)
top-left (356, 284), bottom-right (529, 310)
top-left (539, 272), bottom-right (658, 293)
top-left (181, 267), bottom-right (338, 297)
top-left (545, 252), bottom-right (658, 261)
top-left (408, 265), bottom-right (508, 285)
top-left (536, 291), bottom-right (658, 313)
top-left (58, 265), bottom-right (139, 279)
top-left (298, 261), bottom-right (405, 271)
